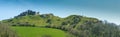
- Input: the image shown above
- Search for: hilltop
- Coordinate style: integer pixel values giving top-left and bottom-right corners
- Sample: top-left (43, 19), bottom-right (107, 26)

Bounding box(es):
top-left (1, 10), bottom-right (120, 37)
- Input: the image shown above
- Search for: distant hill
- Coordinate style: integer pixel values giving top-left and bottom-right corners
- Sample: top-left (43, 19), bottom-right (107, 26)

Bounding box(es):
top-left (2, 10), bottom-right (120, 37)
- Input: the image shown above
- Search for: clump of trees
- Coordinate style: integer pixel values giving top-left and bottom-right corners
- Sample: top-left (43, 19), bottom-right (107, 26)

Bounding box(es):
top-left (15, 10), bottom-right (39, 18)
top-left (0, 23), bottom-right (18, 37)
top-left (70, 22), bottom-right (120, 37)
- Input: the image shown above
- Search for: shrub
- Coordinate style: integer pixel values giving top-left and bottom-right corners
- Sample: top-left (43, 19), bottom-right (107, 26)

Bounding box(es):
top-left (0, 23), bottom-right (18, 37)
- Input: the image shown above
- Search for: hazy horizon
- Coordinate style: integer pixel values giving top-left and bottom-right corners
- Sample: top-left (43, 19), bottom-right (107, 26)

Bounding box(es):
top-left (0, 0), bottom-right (120, 25)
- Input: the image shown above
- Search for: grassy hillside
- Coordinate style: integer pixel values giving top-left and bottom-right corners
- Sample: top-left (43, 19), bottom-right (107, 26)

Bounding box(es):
top-left (2, 10), bottom-right (120, 37)
top-left (11, 26), bottom-right (66, 37)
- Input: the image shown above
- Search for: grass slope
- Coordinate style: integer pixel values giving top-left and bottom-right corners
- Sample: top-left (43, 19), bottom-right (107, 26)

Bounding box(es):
top-left (12, 26), bottom-right (66, 37)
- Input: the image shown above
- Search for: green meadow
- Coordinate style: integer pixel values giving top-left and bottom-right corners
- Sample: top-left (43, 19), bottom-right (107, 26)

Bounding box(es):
top-left (12, 26), bottom-right (66, 37)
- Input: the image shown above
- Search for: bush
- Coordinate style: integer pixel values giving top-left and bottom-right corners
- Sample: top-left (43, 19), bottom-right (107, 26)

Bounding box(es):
top-left (0, 23), bottom-right (18, 37)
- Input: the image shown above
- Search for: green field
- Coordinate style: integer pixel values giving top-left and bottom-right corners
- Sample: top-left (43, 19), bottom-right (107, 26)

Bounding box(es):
top-left (12, 26), bottom-right (66, 37)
